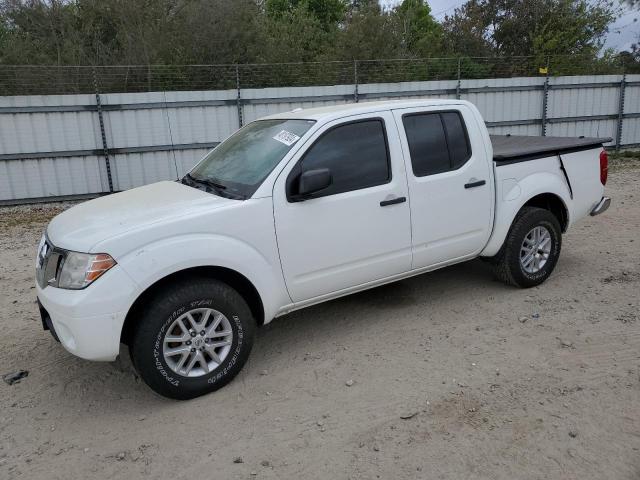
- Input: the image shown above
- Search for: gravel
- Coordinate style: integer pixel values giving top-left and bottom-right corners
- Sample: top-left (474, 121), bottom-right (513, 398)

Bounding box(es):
top-left (1, 164), bottom-right (639, 479)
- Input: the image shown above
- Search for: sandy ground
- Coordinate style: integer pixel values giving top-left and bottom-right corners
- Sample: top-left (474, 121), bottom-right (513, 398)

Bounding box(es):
top-left (1, 162), bottom-right (639, 480)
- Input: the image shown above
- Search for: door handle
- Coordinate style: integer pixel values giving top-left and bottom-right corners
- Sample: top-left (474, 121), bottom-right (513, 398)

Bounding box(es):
top-left (464, 179), bottom-right (486, 189)
top-left (380, 196), bottom-right (406, 207)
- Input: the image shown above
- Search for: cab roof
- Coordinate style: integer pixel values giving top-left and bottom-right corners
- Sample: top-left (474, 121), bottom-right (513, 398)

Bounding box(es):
top-left (262, 99), bottom-right (469, 123)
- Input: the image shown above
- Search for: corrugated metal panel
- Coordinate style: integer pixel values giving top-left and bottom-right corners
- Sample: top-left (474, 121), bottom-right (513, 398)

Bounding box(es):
top-left (0, 95), bottom-right (101, 154)
top-left (241, 84), bottom-right (353, 123)
top-left (0, 155), bottom-right (107, 200)
top-left (462, 77), bottom-right (544, 123)
top-left (621, 74), bottom-right (640, 146)
top-left (111, 148), bottom-right (209, 191)
top-left (359, 80), bottom-right (457, 102)
top-left (547, 119), bottom-right (617, 145)
top-left (0, 93), bottom-right (107, 201)
top-left (621, 118), bottom-right (640, 146)
top-left (486, 124), bottom-right (541, 136)
top-left (102, 90), bottom-right (238, 148)
top-left (548, 75), bottom-right (622, 118)
top-left (1, 74), bottom-right (638, 203)
top-left (624, 75), bottom-right (640, 113)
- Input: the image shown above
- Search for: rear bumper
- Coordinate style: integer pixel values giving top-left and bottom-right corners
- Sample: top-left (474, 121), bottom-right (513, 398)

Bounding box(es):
top-left (36, 265), bottom-right (137, 361)
top-left (590, 196), bottom-right (611, 216)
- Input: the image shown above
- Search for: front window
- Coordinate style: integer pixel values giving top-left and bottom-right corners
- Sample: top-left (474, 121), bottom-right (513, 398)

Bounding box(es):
top-left (288, 119), bottom-right (391, 199)
top-left (187, 119), bottom-right (315, 199)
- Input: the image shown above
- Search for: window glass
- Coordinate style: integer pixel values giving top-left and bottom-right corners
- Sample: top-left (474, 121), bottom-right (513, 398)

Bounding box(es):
top-left (295, 119), bottom-right (390, 197)
top-left (403, 113), bottom-right (450, 176)
top-left (442, 112), bottom-right (471, 168)
top-left (190, 119), bottom-right (315, 198)
top-left (403, 111), bottom-right (472, 177)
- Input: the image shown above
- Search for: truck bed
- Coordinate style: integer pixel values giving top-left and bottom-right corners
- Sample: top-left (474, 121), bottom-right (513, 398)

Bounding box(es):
top-left (491, 135), bottom-right (611, 164)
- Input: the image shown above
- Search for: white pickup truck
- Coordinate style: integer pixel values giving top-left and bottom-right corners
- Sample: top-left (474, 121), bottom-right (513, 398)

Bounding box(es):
top-left (35, 99), bottom-right (611, 399)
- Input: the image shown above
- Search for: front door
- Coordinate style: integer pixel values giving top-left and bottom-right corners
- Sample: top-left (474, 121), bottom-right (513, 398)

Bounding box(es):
top-left (392, 105), bottom-right (494, 268)
top-left (273, 112), bottom-right (412, 303)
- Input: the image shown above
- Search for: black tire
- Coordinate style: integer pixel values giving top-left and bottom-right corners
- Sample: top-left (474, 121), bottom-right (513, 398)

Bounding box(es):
top-left (129, 277), bottom-right (255, 400)
top-left (492, 207), bottom-right (562, 288)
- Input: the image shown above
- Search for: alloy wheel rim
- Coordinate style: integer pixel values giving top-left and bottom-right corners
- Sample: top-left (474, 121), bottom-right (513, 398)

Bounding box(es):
top-left (520, 226), bottom-right (552, 274)
top-left (163, 308), bottom-right (233, 377)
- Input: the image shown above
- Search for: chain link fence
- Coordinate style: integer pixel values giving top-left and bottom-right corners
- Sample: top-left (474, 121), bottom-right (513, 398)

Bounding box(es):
top-left (0, 55), bottom-right (633, 96)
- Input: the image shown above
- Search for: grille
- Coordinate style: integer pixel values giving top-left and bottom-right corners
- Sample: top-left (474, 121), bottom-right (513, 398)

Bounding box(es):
top-left (36, 239), bottom-right (63, 289)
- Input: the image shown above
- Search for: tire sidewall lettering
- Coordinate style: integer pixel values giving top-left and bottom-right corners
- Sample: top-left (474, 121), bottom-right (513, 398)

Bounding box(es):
top-left (208, 315), bottom-right (243, 385)
top-left (152, 305), bottom-right (187, 387)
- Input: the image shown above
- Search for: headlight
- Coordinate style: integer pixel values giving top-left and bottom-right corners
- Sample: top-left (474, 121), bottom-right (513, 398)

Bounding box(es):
top-left (58, 252), bottom-right (117, 289)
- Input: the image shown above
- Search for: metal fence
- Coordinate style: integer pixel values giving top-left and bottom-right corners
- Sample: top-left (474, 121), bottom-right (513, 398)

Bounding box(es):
top-left (1, 56), bottom-right (639, 204)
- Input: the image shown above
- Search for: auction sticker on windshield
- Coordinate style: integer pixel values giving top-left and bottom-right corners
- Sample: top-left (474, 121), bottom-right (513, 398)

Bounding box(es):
top-left (273, 130), bottom-right (301, 146)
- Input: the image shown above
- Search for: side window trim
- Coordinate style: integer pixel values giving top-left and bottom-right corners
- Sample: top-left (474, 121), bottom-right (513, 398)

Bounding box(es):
top-left (402, 109), bottom-right (472, 177)
top-left (286, 117), bottom-right (393, 202)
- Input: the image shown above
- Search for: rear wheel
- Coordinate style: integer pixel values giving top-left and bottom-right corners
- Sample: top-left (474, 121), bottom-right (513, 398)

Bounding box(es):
top-left (492, 207), bottom-right (562, 288)
top-left (129, 277), bottom-right (255, 400)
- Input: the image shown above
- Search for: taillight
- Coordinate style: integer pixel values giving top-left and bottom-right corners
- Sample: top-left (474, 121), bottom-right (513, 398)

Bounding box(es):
top-left (599, 149), bottom-right (608, 186)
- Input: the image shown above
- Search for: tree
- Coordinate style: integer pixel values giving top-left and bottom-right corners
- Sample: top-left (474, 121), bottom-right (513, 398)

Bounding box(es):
top-left (443, 0), bottom-right (617, 61)
top-left (265, 0), bottom-right (347, 31)
top-left (260, 3), bottom-right (336, 63)
top-left (0, 0), bottom-right (621, 71)
top-left (337, 0), bottom-right (402, 60)
top-left (394, 0), bottom-right (444, 57)
top-left (170, 0), bottom-right (264, 64)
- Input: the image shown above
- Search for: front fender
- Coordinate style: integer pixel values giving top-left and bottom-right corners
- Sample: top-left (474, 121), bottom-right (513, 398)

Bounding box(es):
top-left (116, 233), bottom-right (290, 322)
top-left (481, 171), bottom-right (571, 257)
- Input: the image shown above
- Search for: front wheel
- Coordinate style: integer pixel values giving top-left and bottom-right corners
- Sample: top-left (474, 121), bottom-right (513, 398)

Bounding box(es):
top-left (129, 277), bottom-right (255, 400)
top-left (492, 207), bottom-right (562, 288)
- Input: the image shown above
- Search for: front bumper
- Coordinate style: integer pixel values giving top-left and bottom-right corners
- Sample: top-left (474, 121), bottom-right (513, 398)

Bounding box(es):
top-left (590, 196), bottom-right (611, 216)
top-left (36, 265), bottom-right (138, 361)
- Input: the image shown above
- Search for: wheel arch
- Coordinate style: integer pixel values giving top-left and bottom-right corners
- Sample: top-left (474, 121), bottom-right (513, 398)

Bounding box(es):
top-left (120, 266), bottom-right (265, 345)
top-left (481, 175), bottom-right (572, 258)
top-left (520, 192), bottom-right (569, 232)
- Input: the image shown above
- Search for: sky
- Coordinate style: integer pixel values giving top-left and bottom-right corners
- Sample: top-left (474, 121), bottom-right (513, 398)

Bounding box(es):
top-left (379, 0), bottom-right (640, 52)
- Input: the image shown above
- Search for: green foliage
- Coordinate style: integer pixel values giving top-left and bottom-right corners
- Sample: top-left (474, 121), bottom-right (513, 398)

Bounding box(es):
top-left (442, 0), bottom-right (618, 64)
top-left (259, 3), bottom-right (337, 62)
top-left (336, 0), bottom-right (402, 60)
top-left (396, 0), bottom-right (444, 56)
top-left (265, 0), bottom-right (347, 30)
top-left (0, 0), bottom-right (625, 78)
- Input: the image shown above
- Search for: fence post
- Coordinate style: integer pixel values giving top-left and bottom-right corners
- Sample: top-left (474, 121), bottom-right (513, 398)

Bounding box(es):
top-left (455, 58), bottom-right (461, 100)
top-left (92, 67), bottom-right (114, 193)
top-left (235, 65), bottom-right (243, 128)
top-left (353, 60), bottom-right (359, 103)
top-left (540, 56), bottom-right (550, 137)
top-left (615, 71), bottom-right (626, 152)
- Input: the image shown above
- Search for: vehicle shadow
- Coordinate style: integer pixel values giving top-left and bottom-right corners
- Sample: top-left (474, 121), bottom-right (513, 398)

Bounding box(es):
top-left (28, 258), bottom-right (502, 410)
top-left (251, 257), bottom-right (502, 357)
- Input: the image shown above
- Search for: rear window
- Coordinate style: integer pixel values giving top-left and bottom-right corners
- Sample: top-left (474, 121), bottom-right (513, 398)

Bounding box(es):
top-left (403, 111), bottom-right (471, 177)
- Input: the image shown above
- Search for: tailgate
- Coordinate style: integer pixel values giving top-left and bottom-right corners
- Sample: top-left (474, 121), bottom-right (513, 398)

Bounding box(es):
top-left (559, 147), bottom-right (606, 221)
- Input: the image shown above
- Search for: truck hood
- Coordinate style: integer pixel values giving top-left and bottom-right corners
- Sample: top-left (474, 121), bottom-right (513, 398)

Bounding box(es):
top-left (47, 181), bottom-right (237, 253)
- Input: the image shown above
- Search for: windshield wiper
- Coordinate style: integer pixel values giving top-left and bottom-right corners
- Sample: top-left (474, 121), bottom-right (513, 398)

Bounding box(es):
top-left (185, 173), bottom-right (226, 190)
top-left (183, 173), bottom-right (247, 200)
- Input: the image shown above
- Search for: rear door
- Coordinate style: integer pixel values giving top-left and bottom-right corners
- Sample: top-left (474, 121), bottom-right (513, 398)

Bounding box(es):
top-left (392, 105), bottom-right (494, 269)
top-left (273, 111), bottom-right (412, 303)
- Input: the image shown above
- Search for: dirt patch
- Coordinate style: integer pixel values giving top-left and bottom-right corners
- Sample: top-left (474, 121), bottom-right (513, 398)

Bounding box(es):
top-left (1, 169), bottom-right (640, 479)
top-left (602, 271), bottom-right (640, 284)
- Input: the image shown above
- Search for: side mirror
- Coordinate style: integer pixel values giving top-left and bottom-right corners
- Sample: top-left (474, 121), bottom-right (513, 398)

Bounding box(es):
top-left (296, 168), bottom-right (332, 198)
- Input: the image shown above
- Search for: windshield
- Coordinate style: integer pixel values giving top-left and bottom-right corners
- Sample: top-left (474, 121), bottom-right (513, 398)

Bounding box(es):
top-left (187, 119), bottom-right (316, 198)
